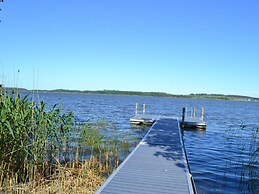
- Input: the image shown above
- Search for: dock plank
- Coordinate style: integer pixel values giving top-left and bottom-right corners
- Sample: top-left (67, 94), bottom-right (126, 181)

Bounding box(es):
top-left (95, 118), bottom-right (196, 194)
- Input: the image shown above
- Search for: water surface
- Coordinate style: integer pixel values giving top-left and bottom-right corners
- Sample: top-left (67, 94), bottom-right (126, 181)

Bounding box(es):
top-left (34, 92), bottom-right (259, 194)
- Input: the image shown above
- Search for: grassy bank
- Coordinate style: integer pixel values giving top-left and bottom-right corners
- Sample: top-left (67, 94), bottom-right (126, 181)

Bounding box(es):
top-left (0, 90), bottom-right (134, 193)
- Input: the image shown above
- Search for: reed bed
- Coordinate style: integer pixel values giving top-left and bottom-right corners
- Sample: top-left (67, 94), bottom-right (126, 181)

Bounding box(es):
top-left (1, 158), bottom-right (105, 194)
top-left (223, 124), bottom-right (259, 193)
top-left (0, 90), bottom-right (134, 193)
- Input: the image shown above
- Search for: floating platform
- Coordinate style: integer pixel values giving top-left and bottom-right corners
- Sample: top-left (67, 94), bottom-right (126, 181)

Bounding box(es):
top-left (130, 104), bottom-right (207, 130)
top-left (130, 115), bottom-right (206, 129)
top-left (130, 114), bottom-right (157, 125)
top-left (181, 117), bottom-right (206, 129)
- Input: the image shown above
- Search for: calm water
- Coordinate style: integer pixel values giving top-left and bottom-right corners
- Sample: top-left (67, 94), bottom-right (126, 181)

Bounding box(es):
top-left (34, 92), bottom-right (259, 194)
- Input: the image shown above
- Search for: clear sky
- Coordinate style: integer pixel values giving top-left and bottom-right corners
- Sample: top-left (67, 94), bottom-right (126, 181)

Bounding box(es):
top-left (0, 0), bottom-right (259, 97)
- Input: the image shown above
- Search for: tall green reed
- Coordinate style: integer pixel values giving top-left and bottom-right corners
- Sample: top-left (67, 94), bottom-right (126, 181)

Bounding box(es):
top-left (0, 89), bottom-right (137, 192)
top-left (0, 90), bottom-right (74, 186)
top-left (241, 127), bottom-right (258, 193)
top-left (77, 122), bottom-right (133, 174)
top-left (223, 124), bottom-right (258, 193)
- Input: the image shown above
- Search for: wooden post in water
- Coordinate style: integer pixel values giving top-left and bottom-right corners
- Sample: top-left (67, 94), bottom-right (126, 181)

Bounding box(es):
top-left (192, 107), bottom-right (196, 118)
top-left (181, 108), bottom-right (186, 128)
top-left (135, 103), bottom-right (138, 115)
top-left (201, 107), bottom-right (204, 121)
top-left (143, 104), bottom-right (146, 115)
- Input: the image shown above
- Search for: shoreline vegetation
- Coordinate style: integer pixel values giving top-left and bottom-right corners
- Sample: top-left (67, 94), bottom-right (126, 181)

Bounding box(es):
top-left (4, 87), bottom-right (259, 102)
top-left (0, 87), bottom-right (258, 193)
top-left (0, 90), bottom-right (137, 193)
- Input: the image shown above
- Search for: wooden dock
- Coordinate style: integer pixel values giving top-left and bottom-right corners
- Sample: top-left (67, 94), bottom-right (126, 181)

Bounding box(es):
top-left (130, 105), bottom-right (206, 129)
top-left (95, 117), bottom-right (196, 194)
top-left (130, 114), bottom-right (157, 125)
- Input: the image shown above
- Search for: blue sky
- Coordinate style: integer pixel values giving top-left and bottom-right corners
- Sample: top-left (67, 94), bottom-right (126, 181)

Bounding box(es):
top-left (0, 0), bottom-right (259, 97)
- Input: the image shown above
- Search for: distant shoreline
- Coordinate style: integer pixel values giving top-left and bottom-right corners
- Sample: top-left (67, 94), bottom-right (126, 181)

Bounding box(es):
top-left (2, 87), bottom-right (259, 102)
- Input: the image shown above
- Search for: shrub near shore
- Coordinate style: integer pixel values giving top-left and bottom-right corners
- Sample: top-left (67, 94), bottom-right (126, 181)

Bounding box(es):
top-left (0, 91), bottom-right (132, 193)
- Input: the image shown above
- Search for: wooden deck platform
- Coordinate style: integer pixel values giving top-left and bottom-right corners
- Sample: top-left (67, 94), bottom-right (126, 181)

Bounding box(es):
top-left (181, 117), bottom-right (206, 129)
top-left (130, 114), bottom-right (157, 125)
top-left (95, 117), bottom-right (196, 194)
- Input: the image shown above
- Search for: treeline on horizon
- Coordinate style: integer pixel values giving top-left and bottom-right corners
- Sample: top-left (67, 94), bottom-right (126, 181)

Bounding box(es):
top-left (1, 86), bottom-right (259, 101)
top-left (50, 89), bottom-right (188, 98)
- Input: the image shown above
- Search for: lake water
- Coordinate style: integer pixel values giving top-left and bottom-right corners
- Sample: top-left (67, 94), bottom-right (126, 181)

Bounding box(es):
top-left (34, 92), bottom-right (259, 194)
